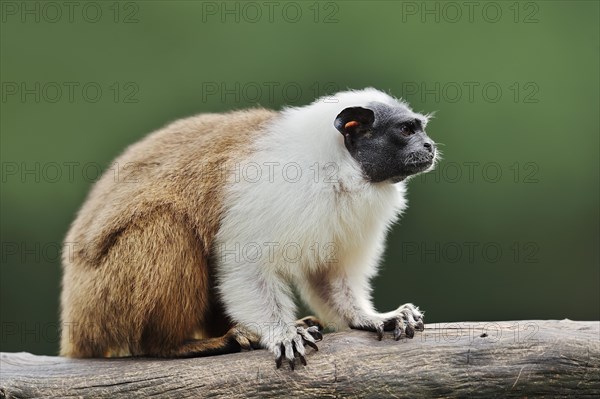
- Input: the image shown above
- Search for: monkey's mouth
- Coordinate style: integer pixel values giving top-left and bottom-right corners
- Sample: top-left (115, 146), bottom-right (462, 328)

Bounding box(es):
top-left (370, 151), bottom-right (437, 184)
top-left (401, 155), bottom-right (434, 174)
top-left (388, 159), bottom-right (433, 183)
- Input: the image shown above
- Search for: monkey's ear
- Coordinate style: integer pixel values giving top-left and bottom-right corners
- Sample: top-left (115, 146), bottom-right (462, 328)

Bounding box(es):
top-left (334, 107), bottom-right (375, 135)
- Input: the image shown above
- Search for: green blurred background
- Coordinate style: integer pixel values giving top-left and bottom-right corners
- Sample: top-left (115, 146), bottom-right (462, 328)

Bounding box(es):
top-left (1, 1), bottom-right (598, 355)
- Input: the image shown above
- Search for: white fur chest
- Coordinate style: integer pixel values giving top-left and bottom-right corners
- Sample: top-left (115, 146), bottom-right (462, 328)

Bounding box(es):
top-left (217, 170), bottom-right (404, 275)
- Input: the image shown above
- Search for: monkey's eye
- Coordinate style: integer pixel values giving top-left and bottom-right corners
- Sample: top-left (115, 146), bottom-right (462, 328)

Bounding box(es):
top-left (399, 124), bottom-right (414, 137)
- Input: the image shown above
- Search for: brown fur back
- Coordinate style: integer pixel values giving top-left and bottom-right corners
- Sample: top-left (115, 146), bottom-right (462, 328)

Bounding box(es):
top-left (60, 109), bottom-right (276, 357)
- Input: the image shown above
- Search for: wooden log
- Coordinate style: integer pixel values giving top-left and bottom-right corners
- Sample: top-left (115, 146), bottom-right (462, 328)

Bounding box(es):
top-left (1, 320), bottom-right (598, 398)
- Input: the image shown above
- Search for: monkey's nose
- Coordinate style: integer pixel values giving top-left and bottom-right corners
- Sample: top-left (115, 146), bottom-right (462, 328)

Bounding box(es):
top-left (424, 141), bottom-right (434, 153)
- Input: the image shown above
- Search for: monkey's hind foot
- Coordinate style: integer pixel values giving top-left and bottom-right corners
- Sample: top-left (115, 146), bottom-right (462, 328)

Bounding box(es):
top-left (274, 325), bottom-right (323, 371)
top-left (296, 315), bottom-right (324, 331)
top-left (166, 326), bottom-right (261, 358)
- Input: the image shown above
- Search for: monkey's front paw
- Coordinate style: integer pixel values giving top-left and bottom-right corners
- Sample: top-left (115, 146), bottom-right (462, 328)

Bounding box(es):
top-left (351, 303), bottom-right (424, 341)
top-left (272, 326), bottom-right (323, 370)
top-left (383, 303), bottom-right (424, 341)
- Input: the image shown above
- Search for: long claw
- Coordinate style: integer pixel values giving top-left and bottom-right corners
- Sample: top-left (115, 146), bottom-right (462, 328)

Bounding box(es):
top-left (405, 324), bottom-right (415, 339)
top-left (275, 343), bottom-right (284, 368)
top-left (304, 340), bottom-right (319, 351)
top-left (299, 326), bottom-right (321, 350)
top-left (309, 329), bottom-right (323, 341)
top-left (238, 336), bottom-right (252, 350)
top-left (299, 355), bottom-right (307, 366)
top-left (415, 319), bottom-right (425, 331)
top-left (376, 324), bottom-right (384, 341)
top-left (284, 341), bottom-right (294, 365)
top-left (393, 319), bottom-right (402, 341)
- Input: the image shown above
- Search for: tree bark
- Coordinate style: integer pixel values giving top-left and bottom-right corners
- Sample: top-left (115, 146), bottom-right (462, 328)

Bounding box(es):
top-left (1, 320), bottom-right (598, 398)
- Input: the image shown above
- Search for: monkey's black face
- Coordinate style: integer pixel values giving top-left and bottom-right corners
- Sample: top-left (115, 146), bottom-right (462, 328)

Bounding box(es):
top-left (334, 102), bottom-right (436, 183)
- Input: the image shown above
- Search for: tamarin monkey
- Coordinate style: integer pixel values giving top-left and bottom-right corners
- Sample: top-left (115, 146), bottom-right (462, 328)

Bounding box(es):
top-left (60, 88), bottom-right (437, 369)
